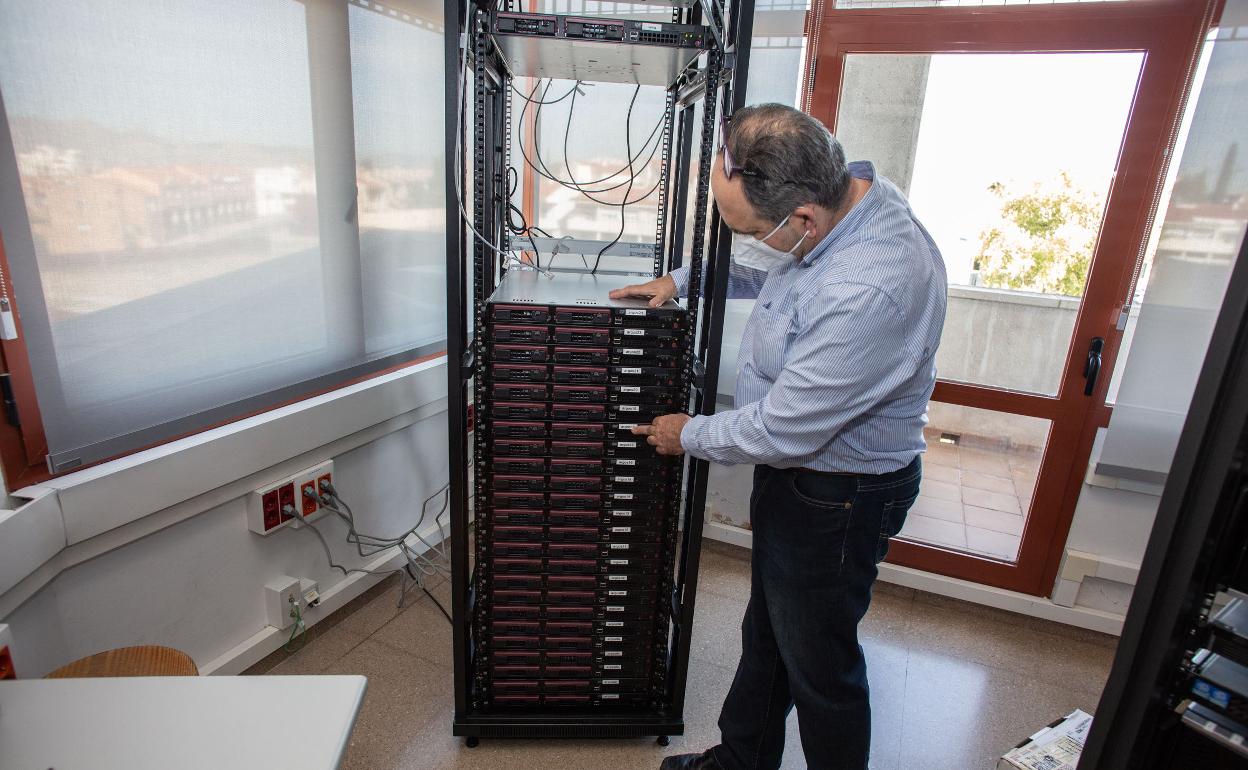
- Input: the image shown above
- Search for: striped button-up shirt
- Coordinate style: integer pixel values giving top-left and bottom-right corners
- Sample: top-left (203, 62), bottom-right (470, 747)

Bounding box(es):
top-left (668, 161), bottom-right (947, 474)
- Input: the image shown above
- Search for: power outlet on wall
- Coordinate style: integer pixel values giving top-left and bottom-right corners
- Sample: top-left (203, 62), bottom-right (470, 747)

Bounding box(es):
top-left (264, 576), bottom-right (303, 630)
top-left (0, 623), bottom-right (15, 679)
top-left (247, 460), bottom-right (335, 535)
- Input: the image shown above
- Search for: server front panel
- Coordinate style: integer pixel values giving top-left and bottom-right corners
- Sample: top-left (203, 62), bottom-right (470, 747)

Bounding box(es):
top-left (475, 291), bottom-right (688, 713)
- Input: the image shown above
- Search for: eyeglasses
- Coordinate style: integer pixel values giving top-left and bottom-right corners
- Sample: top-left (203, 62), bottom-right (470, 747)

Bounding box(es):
top-left (719, 114), bottom-right (763, 181)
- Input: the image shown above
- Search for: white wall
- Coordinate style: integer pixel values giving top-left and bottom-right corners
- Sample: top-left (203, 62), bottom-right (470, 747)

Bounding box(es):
top-left (0, 396), bottom-right (449, 678)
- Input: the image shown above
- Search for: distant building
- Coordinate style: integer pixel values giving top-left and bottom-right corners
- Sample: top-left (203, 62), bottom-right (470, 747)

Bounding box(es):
top-left (21, 165), bottom-right (256, 255)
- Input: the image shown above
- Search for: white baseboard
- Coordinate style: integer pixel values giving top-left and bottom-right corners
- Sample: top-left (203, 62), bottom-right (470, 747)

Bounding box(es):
top-left (704, 520), bottom-right (1124, 636)
top-left (200, 520), bottom-right (448, 676)
top-left (207, 513), bottom-right (1128, 677)
top-left (705, 519), bottom-right (753, 548)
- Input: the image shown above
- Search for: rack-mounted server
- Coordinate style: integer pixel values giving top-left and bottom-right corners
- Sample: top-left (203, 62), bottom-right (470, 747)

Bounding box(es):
top-left (473, 271), bottom-right (686, 713)
top-left (493, 12), bottom-right (710, 47)
top-left (491, 11), bottom-right (711, 87)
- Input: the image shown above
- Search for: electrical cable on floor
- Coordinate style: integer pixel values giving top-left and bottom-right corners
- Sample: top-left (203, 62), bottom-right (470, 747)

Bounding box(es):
top-left (406, 564), bottom-right (453, 625)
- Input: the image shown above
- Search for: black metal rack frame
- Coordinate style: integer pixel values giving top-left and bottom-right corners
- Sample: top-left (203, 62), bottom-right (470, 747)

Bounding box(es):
top-left (443, 0), bottom-right (755, 745)
top-left (1080, 231), bottom-right (1248, 767)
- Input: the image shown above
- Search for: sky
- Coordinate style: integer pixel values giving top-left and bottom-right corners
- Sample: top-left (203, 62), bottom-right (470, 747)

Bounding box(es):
top-left (902, 52), bottom-right (1144, 286)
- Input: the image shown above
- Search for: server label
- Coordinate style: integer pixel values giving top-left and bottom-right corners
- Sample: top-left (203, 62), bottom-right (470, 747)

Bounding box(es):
top-left (607, 606), bottom-right (625, 612)
top-left (606, 637), bottom-right (623, 642)
top-left (623, 329), bottom-right (644, 336)
top-left (641, 22), bottom-right (662, 30)
top-left (610, 559), bottom-right (629, 565)
top-left (614, 493), bottom-right (633, 500)
top-left (604, 664), bottom-right (622, 670)
top-left (617, 441), bottom-right (637, 448)
top-left (619, 405), bottom-right (640, 412)
top-left (614, 476), bottom-right (634, 483)
top-left (612, 526), bottom-right (632, 533)
top-left (609, 590), bottom-right (627, 596)
top-left (625, 309), bottom-right (646, 316)
top-left (621, 386), bottom-right (640, 392)
top-left (610, 543), bottom-right (630, 549)
top-left (615, 459), bottom-right (636, 466)
top-left (614, 510), bottom-right (633, 516)
top-left (623, 348), bottom-right (643, 356)
top-left (606, 650), bottom-right (623, 656)
top-left (621, 367), bottom-right (642, 374)
top-left (602, 693), bottom-right (619, 700)
top-left (607, 621), bottom-right (624, 627)
top-left (602, 679), bottom-right (620, 685)
top-left (608, 574), bottom-right (628, 580)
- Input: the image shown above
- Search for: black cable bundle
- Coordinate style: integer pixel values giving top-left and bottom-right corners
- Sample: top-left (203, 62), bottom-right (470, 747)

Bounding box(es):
top-left (510, 78), bottom-right (669, 273)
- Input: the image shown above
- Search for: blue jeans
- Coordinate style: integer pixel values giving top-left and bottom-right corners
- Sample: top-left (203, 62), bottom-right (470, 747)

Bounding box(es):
top-left (710, 457), bottom-right (921, 770)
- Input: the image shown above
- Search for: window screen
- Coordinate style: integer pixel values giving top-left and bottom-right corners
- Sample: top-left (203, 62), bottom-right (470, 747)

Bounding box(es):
top-left (0, 0), bottom-right (446, 472)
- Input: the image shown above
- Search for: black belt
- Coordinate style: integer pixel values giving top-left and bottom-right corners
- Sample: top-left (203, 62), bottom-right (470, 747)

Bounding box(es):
top-left (771, 455), bottom-right (921, 479)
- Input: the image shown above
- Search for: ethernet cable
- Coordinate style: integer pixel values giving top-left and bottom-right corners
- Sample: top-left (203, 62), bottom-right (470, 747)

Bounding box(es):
top-left (522, 78), bottom-right (666, 202)
top-left (594, 82), bottom-right (641, 273)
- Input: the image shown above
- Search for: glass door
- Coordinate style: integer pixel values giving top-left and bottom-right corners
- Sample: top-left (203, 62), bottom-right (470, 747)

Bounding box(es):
top-left (806, 0), bottom-right (1214, 594)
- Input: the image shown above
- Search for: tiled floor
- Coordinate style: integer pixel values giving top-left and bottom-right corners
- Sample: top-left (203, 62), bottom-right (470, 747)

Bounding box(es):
top-left (248, 540), bottom-right (1116, 770)
top-left (898, 431), bottom-right (1041, 561)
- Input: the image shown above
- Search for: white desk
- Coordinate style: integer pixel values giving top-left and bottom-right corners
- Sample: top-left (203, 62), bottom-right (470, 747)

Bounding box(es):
top-left (0, 675), bottom-right (367, 770)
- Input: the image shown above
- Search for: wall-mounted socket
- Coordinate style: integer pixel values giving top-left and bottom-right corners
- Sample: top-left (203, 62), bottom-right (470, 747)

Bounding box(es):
top-left (264, 576), bottom-right (303, 630)
top-left (300, 578), bottom-right (321, 608)
top-left (0, 623), bottom-right (15, 679)
top-left (247, 460), bottom-right (334, 535)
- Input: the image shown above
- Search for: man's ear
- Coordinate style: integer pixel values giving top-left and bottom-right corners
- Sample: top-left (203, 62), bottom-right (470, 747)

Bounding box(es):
top-left (792, 205), bottom-right (819, 237)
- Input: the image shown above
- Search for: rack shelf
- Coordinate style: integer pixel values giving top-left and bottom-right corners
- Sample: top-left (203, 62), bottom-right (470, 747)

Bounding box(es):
top-left (491, 13), bottom-right (710, 87)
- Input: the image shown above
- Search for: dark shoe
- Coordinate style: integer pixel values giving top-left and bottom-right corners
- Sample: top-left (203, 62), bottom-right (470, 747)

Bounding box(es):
top-left (659, 749), bottom-right (719, 770)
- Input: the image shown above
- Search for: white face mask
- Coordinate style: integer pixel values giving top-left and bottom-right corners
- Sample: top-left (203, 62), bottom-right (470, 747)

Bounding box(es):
top-left (730, 215), bottom-right (809, 272)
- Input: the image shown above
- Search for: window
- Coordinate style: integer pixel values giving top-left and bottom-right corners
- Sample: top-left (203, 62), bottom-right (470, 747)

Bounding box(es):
top-left (0, 0), bottom-right (446, 477)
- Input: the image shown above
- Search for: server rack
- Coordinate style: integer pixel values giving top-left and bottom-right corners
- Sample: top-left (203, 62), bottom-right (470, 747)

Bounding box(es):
top-left (442, 0), bottom-right (756, 746)
top-left (1079, 232), bottom-right (1248, 768)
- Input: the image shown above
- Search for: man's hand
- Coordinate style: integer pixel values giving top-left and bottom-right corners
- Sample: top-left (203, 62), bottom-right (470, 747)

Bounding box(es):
top-left (608, 274), bottom-right (678, 308)
top-left (633, 413), bottom-right (691, 456)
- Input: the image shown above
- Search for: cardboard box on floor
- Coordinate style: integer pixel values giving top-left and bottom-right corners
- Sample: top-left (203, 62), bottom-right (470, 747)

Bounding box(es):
top-left (997, 709), bottom-right (1093, 770)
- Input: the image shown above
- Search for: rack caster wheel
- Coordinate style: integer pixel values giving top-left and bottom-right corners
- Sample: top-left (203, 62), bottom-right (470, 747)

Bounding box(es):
top-left (656, 735), bottom-right (670, 747)
top-left (466, 737), bottom-right (480, 748)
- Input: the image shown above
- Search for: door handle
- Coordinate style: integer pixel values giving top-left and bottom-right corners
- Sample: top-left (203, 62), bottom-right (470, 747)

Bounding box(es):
top-left (1083, 337), bottom-right (1105, 396)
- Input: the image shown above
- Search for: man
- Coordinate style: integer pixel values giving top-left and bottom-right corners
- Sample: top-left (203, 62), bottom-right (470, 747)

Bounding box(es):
top-left (609, 104), bottom-right (947, 770)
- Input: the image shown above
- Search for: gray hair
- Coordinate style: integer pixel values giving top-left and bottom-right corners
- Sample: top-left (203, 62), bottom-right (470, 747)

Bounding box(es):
top-left (724, 103), bottom-right (851, 225)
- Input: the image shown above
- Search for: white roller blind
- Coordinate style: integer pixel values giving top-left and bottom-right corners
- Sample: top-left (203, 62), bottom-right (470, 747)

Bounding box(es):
top-left (1098, 2), bottom-right (1248, 481)
top-left (0, 0), bottom-right (446, 471)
